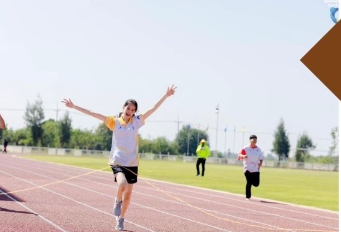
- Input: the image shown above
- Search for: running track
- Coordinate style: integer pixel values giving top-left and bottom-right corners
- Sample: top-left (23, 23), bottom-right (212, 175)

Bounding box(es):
top-left (0, 154), bottom-right (338, 232)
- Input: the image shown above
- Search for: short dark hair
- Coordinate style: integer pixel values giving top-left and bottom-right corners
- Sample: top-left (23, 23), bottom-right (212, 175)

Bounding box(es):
top-left (249, 135), bottom-right (257, 139)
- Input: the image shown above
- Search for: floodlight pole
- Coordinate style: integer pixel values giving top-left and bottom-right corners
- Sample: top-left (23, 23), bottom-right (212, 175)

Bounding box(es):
top-left (241, 126), bottom-right (245, 147)
top-left (215, 104), bottom-right (219, 157)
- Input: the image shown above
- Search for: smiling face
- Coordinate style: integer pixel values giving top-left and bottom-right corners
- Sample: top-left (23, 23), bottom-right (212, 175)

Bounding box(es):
top-left (121, 99), bottom-right (138, 122)
top-left (123, 102), bottom-right (136, 118)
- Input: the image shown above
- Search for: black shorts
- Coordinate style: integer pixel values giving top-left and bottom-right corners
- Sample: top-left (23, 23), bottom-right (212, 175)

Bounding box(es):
top-left (111, 166), bottom-right (138, 184)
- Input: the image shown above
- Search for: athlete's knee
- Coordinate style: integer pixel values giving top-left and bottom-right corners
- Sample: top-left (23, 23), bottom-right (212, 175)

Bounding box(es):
top-left (123, 187), bottom-right (133, 199)
top-left (124, 192), bottom-right (132, 201)
top-left (118, 177), bottom-right (129, 189)
top-left (116, 172), bottom-right (128, 182)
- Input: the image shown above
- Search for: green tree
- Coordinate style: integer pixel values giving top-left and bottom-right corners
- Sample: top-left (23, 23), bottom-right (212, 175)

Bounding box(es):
top-left (308, 155), bottom-right (338, 164)
top-left (150, 136), bottom-right (179, 155)
top-left (70, 129), bottom-right (96, 150)
top-left (175, 125), bottom-right (208, 156)
top-left (295, 133), bottom-right (315, 162)
top-left (272, 118), bottom-right (291, 161)
top-left (329, 126), bottom-right (338, 156)
top-left (94, 123), bottom-right (112, 151)
top-left (0, 127), bottom-right (3, 141)
top-left (24, 94), bottom-right (45, 146)
top-left (151, 137), bottom-right (168, 154)
top-left (1, 127), bottom-right (12, 146)
top-left (59, 111), bottom-right (72, 148)
top-left (13, 128), bottom-right (32, 146)
top-left (42, 119), bottom-right (59, 148)
top-left (2, 127), bottom-right (32, 146)
top-left (139, 136), bottom-right (153, 153)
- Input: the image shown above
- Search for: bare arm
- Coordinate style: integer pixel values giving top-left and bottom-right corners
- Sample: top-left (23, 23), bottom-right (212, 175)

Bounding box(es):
top-left (238, 153), bottom-right (247, 159)
top-left (0, 114), bottom-right (5, 129)
top-left (238, 149), bottom-right (247, 160)
top-left (61, 99), bottom-right (106, 122)
top-left (143, 85), bottom-right (177, 121)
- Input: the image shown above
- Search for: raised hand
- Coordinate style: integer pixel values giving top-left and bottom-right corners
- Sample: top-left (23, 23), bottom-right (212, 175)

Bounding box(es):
top-left (166, 85), bottom-right (177, 97)
top-left (61, 98), bottom-right (75, 108)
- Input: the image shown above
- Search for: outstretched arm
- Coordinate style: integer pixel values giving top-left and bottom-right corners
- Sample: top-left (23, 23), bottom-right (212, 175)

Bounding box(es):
top-left (0, 114), bottom-right (5, 129)
top-left (61, 99), bottom-right (106, 122)
top-left (143, 85), bottom-right (177, 121)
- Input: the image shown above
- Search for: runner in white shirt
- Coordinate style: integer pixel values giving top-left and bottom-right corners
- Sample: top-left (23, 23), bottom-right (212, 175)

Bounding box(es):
top-left (238, 134), bottom-right (264, 200)
top-left (62, 85), bottom-right (177, 231)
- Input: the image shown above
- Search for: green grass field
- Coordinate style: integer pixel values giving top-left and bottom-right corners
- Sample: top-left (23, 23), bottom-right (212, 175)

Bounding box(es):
top-left (24, 155), bottom-right (339, 211)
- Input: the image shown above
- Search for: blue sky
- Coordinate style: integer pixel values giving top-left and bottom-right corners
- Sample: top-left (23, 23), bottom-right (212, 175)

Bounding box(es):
top-left (0, 0), bottom-right (339, 157)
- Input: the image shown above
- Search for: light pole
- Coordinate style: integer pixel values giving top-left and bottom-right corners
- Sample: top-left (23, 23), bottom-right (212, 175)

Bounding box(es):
top-left (241, 126), bottom-right (245, 147)
top-left (215, 104), bottom-right (219, 157)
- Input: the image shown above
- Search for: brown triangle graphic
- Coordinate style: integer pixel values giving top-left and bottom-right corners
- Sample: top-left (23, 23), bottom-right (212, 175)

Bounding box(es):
top-left (301, 21), bottom-right (341, 100)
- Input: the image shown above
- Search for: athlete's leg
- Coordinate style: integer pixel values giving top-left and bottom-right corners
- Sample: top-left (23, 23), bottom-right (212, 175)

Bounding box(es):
top-left (120, 184), bottom-right (134, 218)
top-left (244, 171), bottom-right (252, 199)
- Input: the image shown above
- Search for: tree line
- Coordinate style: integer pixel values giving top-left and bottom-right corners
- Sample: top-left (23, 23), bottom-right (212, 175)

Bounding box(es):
top-left (0, 95), bottom-right (338, 164)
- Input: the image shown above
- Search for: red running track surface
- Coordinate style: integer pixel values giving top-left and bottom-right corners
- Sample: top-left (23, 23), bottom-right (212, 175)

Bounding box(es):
top-left (0, 154), bottom-right (338, 232)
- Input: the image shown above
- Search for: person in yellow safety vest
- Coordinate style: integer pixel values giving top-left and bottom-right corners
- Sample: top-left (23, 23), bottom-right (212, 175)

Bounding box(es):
top-left (196, 139), bottom-right (211, 177)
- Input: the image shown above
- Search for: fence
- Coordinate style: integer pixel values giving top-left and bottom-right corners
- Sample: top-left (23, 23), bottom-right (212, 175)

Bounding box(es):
top-left (1, 145), bottom-right (338, 172)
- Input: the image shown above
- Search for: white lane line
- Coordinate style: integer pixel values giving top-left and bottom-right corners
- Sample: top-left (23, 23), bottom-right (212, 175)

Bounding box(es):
top-left (1, 165), bottom-right (234, 232)
top-left (0, 170), bottom-right (156, 232)
top-left (12, 157), bottom-right (338, 220)
top-left (142, 178), bottom-right (338, 217)
top-left (0, 188), bottom-right (67, 232)
top-left (0, 163), bottom-right (317, 232)
top-left (3, 158), bottom-right (338, 231)
top-left (7, 160), bottom-right (338, 231)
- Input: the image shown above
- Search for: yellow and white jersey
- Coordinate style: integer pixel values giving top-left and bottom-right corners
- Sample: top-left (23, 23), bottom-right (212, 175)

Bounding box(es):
top-left (105, 115), bottom-right (145, 166)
